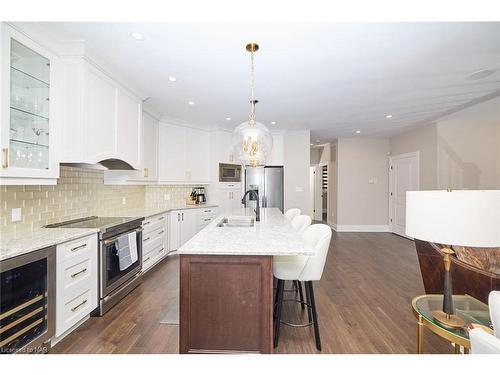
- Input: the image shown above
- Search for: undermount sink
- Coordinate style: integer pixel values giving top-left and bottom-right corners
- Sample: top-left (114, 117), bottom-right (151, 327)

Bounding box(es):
top-left (216, 216), bottom-right (255, 228)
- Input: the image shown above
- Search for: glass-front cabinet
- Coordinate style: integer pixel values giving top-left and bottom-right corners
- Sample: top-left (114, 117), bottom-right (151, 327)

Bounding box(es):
top-left (1, 23), bottom-right (58, 184)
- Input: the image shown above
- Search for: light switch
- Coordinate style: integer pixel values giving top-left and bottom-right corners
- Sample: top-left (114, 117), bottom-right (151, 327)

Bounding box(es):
top-left (12, 208), bottom-right (22, 222)
top-left (164, 193), bottom-right (171, 201)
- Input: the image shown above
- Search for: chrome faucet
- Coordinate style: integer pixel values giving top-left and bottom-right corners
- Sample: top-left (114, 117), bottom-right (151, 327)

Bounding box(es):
top-left (241, 190), bottom-right (260, 222)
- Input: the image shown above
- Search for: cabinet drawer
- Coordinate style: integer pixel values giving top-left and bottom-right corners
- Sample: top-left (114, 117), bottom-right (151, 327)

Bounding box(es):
top-left (143, 233), bottom-right (165, 254)
top-left (197, 216), bottom-right (215, 226)
top-left (58, 235), bottom-right (96, 262)
top-left (143, 226), bottom-right (166, 243)
top-left (142, 243), bottom-right (167, 272)
top-left (60, 257), bottom-right (93, 301)
top-left (142, 214), bottom-right (167, 231)
top-left (57, 289), bottom-right (94, 337)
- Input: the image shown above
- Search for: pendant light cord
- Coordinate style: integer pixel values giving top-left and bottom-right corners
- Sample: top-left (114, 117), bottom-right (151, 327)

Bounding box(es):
top-left (250, 50), bottom-right (256, 124)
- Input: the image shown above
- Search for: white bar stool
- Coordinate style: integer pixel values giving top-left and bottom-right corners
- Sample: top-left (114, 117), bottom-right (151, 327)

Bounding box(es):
top-left (284, 208), bottom-right (301, 221)
top-left (273, 224), bottom-right (332, 350)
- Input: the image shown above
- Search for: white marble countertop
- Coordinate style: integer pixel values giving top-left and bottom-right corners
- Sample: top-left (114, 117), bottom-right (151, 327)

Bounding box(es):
top-left (0, 227), bottom-right (99, 261)
top-left (178, 208), bottom-right (314, 256)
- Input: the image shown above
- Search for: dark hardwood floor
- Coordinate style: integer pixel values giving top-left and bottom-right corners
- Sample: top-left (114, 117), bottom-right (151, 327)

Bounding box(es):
top-left (50, 232), bottom-right (452, 354)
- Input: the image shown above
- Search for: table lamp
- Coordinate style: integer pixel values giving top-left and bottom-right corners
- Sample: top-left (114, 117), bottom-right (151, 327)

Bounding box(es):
top-left (406, 190), bottom-right (500, 328)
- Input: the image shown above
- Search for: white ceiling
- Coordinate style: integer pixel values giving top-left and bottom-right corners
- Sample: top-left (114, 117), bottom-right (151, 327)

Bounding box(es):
top-left (23, 22), bottom-right (500, 142)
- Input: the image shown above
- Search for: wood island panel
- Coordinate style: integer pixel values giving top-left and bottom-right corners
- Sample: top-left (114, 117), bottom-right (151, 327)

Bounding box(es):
top-left (179, 254), bottom-right (273, 354)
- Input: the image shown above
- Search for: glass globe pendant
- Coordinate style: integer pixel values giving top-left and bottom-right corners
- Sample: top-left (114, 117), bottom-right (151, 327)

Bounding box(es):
top-left (231, 43), bottom-right (273, 167)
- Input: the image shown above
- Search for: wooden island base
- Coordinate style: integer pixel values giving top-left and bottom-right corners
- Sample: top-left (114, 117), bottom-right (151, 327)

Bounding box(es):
top-left (179, 254), bottom-right (273, 354)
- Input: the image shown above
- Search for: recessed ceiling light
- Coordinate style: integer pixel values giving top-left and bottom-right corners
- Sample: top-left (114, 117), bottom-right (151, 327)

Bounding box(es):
top-left (130, 32), bottom-right (144, 41)
top-left (355, 130), bottom-right (361, 134)
top-left (271, 121), bottom-right (276, 125)
top-left (226, 117), bottom-right (231, 121)
top-left (385, 114), bottom-right (393, 119)
top-left (168, 76), bottom-right (177, 82)
top-left (467, 69), bottom-right (496, 80)
top-left (310, 143), bottom-right (314, 146)
top-left (188, 101), bottom-right (195, 105)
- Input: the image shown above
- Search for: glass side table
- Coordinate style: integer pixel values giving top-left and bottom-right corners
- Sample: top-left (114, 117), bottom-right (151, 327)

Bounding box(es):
top-left (412, 294), bottom-right (491, 354)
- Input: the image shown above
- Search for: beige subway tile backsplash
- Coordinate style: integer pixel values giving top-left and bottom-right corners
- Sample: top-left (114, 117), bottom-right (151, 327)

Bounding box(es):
top-left (0, 166), bottom-right (199, 236)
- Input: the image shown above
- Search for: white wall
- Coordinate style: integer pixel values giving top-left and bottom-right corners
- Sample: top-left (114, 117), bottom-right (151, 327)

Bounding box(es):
top-left (283, 130), bottom-right (311, 213)
top-left (436, 96), bottom-right (500, 190)
top-left (336, 138), bottom-right (390, 230)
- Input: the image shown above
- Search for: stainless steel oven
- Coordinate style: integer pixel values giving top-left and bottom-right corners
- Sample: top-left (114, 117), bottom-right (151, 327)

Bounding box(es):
top-left (97, 221), bottom-right (143, 316)
top-left (219, 163), bottom-right (242, 182)
top-left (0, 246), bottom-right (55, 354)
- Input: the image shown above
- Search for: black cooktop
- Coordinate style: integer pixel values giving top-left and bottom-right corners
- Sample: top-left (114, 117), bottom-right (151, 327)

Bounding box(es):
top-left (46, 216), bottom-right (143, 231)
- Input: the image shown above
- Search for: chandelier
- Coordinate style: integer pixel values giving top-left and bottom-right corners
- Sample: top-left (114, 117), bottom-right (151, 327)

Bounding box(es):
top-left (231, 43), bottom-right (273, 167)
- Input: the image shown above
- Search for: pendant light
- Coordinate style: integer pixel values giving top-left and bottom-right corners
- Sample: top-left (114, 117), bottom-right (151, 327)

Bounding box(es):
top-left (231, 43), bottom-right (273, 167)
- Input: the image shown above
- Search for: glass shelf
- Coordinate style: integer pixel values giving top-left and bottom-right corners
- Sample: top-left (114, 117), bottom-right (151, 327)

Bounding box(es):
top-left (8, 38), bottom-right (51, 170)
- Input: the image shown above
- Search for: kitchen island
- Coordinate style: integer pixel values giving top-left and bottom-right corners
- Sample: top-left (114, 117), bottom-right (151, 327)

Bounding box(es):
top-left (177, 207), bottom-right (313, 354)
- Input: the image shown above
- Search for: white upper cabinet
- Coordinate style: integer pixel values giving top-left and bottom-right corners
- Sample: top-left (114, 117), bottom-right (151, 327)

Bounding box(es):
top-left (158, 123), bottom-right (210, 184)
top-left (141, 112), bottom-right (158, 181)
top-left (60, 56), bottom-right (142, 169)
top-left (0, 23), bottom-right (60, 185)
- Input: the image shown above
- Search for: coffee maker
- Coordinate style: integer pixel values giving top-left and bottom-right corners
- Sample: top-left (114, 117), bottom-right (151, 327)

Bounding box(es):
top-left (192, 187), bottom-right (206, 204)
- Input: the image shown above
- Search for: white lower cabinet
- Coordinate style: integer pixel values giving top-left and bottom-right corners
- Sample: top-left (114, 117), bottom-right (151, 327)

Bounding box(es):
top-left (141, 213), bottom-right (168, 273)
top-left (169, 207), bottom-right (219, 251)
top-left (54, 234), bottom-right (98, 342)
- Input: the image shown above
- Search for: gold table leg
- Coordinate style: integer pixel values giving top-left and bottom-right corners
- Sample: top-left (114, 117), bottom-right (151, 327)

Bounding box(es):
top-left (464, 347), bottom-right (469, 354)
top-left (454, 344), bottom-right (461, 354)
top-left (417, 315), bottom-right (424, 354)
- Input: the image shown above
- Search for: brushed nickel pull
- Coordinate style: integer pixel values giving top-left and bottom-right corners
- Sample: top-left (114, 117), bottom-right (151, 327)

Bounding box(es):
top-left (71, 243), bottom-right (87, 252)
top-left (158, 216), bottom-right (165, 220)
top-left (71, 299), bottom-right (88, 312)
top-left (2, 148), bottom-right (8, 169)
top-left (143, 237), bottom-right (151, 242)
top-left (204, 210), bottom-right (211, 213)
top-left (143, 221), bottom-right (150, 226)
top-left (182, 212), bottom-right (184, 221)
top-left (158, 230), bottom-right (165, 235)
top-left (71, 268), bottom-right (87, 278)
top-left (144, 256), bottom-right (151, 263)
top-left (177, 213), bottom-right (180, 222)
top-left (204, 218), bottom-right (211, 222)
top-left (159, 247), bottom-right (165, 253)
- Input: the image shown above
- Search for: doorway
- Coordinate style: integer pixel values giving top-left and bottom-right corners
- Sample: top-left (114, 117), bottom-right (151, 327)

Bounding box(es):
top-left (389, 152), bottom-right (420, 238)
top-left (321, 165), bottom-right (328, 222)
top-left (309, 165), bottom-right (325, 222)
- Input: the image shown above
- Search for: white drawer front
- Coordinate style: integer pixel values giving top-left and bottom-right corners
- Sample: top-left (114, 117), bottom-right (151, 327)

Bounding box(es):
top-left (142, 214), bottom-right (167, 233)
top-left (56, 289), bottom-right (94, 337)
top-left (60, 257), bottom-right (93, 300)
top-left (143, 234), bottom-right (165, 256)
top-left (142, 243), bottom-right (167, 272)
top-left (58, 235), bottom-right (96, 262)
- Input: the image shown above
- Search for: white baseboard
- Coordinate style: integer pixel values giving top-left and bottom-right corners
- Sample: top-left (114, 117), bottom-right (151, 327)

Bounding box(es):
top-left (327, 221), bottom-right (337, 231)
top-left (334, 224), bottom-right (390, 233)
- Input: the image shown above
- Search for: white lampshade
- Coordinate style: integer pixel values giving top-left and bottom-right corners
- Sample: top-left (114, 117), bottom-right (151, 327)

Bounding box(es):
top-left (406, 190), bottom-right (500, 247)
top-left (231, 120), bottom-right (273, 167)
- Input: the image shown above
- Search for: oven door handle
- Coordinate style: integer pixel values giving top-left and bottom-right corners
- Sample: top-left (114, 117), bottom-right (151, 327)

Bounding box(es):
top-left (103, 227), bottom-right (143, 246)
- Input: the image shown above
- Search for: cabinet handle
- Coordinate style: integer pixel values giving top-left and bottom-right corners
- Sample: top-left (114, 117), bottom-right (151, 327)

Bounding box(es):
top-left (204, 218), bottom-right (211, 222)
top-left (71, 243), bottom-right (87, 252)
top-left (144, 167), bottom-right (149, 178)
top-left (158, 230), bottom-right (165, 235)
top-left (182, 212), bottom-right (184, 221)
top-left (2, 148), bottom-right (8, 169)
top-left (159, 247), bottom-right (165, 253)
top-left (71, 299), bottom-right (88, 312)
top-left (177, 213), bottom-right (180, 222)
top-left (204, 210), bottom-right (211, 213)
top-left (71, 268), bottom-right (87, 278)
top-left (144, 256), bottom-right (151, 263)
top-left (143, 237), bottom-right (151, 242)
top-left (143, 221), bottom-right (150, 226)
top-left (158, 216), bottom-right (165, 221)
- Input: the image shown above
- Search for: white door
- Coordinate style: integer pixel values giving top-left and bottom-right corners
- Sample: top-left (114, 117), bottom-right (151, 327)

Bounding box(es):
top-left (389, 152), bottom-right (419, 237)
top-left (180, 209), bottom-right (196, 246)
top-left (169, 211), bottom-right (181, 250)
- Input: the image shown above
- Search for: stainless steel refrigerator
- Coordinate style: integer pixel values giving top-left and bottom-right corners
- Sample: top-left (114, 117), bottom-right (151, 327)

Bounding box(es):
top-left (244, 166), bottom-right (284, 213)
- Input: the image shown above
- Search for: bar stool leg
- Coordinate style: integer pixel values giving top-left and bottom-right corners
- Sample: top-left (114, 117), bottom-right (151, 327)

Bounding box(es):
top-left (307, 281), bottom-right (322, 351)
top-left (297, 281), bottom-right (305, 310)
top-left (274, 279), bottom-right (285, 348)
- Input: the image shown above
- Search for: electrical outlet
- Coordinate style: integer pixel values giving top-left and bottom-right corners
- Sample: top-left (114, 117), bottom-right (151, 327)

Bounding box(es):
top-left (11, 208), bottom-right (22, 222)
top-left (164, 193), bottom-right (171, 201)
top-left (122, 197), bottom-right (126, 205)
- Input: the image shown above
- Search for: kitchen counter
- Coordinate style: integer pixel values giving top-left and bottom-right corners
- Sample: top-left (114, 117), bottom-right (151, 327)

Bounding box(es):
top-left (0, 227), bottom-right (99, 261)
top-left (178, 207), bottom-right (313, 256)
top-left (108, 203), bottom-right (219, 220)
top-left (178, 207), bottom-right (313, 354)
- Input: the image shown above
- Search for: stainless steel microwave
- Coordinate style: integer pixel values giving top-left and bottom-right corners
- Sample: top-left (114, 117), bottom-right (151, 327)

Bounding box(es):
top-left (219, 163), bottom-right (242, 182)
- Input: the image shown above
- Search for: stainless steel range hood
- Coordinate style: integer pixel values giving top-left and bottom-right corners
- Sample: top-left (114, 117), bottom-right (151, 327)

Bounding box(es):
top-left (61, 159), bottom-right (136, 171)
